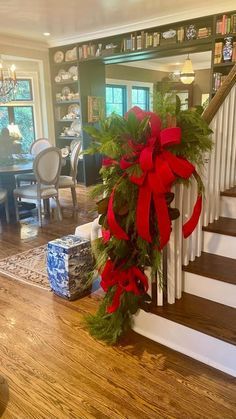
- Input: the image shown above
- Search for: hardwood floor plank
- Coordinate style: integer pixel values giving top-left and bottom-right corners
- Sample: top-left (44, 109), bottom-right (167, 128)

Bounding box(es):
top-left (0, 187), bottom-right (236, 418)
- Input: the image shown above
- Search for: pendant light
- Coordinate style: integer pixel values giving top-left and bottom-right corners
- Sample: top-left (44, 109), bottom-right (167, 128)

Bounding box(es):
top-left (180, 54), bottom-right (195, 84)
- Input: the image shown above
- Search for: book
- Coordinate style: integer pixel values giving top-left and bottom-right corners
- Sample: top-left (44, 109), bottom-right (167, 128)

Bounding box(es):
top-left (153, 32), bottom-right (160, 47)
top-left (136, 35), bottom-right (142, 50)
top-left (214, 42), bottom-right (223, 64)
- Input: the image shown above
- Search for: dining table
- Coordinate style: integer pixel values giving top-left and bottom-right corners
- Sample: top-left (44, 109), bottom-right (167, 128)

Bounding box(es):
top-left (0, 158), bottom-right (34, 223)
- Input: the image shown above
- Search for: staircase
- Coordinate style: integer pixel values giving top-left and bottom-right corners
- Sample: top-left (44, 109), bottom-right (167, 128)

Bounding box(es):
top-left (133, 65), bottom-right (236, 377)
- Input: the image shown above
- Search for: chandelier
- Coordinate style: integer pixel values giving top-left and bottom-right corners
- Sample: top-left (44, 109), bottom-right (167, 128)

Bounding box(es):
top-left (0, 58), bottom-right (17, 103)
top-left (180, 54), bottom-right (195, 85)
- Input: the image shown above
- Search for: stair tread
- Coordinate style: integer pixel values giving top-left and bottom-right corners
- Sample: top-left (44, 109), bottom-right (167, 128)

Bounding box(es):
top-left (183, 252), bottom-right (236, 285)
top-left (202, 217), bottom-right (236, 236)
top-left (150, 293), bottom-right (236, 346)
top-left (221, 186), bottom-right (236, 197)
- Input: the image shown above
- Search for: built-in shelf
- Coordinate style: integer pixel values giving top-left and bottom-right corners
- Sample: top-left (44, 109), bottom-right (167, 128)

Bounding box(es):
top-left (55, 80), bottom-right (78, 85)
top-left (55, 100), bottom-right (80, 105)
top-left (214, 33), bottom-right (236, 39)
top-left (53, 59), bottom-right (78, 66)
top-left (58, 136), bottom-right (81, 140)
top-left (213, 62), bottom-right (235, 67)
top-left (57, 119), bottom-right (80, 122)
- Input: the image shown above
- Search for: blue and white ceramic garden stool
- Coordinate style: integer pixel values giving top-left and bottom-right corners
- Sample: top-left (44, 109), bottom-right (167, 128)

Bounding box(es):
top-left (47, 234), bottom-right (93, 300)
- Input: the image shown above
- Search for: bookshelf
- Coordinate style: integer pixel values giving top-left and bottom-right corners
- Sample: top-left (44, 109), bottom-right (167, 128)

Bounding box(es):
top-left (49, 9), bottom-right (236, 185)
top-left (212, 11), bottom-right (236, 93)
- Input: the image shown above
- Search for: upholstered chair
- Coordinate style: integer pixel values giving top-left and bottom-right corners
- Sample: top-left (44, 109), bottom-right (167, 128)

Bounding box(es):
top-left (14, 147), bottom-right (62, 227)
top-left (15, 138), bottom-right (51, 187)
top-left (58, 141), bottom-right (81, 210)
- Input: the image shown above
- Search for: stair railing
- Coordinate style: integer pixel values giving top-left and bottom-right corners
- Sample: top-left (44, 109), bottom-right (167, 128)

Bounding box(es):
top-left (155, 64), bottom-right (236, 306)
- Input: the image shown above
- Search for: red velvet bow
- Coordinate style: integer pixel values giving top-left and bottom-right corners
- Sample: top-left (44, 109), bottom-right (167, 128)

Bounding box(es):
top-left (101, 260), bottom-right (148, 313)
top-left (107, 107), bottom-right (202, 249)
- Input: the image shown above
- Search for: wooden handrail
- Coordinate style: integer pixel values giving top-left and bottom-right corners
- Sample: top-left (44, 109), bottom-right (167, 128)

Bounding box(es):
top-left (203, 64), bottom-right (236, 124)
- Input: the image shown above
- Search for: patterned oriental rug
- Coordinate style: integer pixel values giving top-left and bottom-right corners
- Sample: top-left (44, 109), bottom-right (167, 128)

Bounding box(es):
top-left (0, 246), bottom-right (50, 290)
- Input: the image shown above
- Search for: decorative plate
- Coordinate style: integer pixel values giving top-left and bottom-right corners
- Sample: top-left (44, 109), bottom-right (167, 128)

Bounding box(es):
top-left (62, 86), bottom-right (71, 96)
top-left (54, 51), bottom-right (64, 63)
top-left (68, 103), bottom-right (80, 116)
top-left (68, 66), bottom-right (78, 76)
top-left (162, 29), bottom-right (176, 39)
top-left (55, 75), bottom-right (61, 83)
top-left (65, 47), bottom-right (77, 61)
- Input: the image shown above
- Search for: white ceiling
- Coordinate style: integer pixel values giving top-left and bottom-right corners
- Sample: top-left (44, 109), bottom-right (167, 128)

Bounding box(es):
top-left (0, 0), bottom-right (235, 46)
top-left (121, 51), bottom-right (212, 72)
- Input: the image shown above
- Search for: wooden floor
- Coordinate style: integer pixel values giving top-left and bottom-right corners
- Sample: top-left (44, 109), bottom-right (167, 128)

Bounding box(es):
top-left (0, 187), bottom-right (236, 418)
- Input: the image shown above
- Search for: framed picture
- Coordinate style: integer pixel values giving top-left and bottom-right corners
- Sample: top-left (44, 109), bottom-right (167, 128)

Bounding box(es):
top-left (88, 96), bottom-right (105, 123)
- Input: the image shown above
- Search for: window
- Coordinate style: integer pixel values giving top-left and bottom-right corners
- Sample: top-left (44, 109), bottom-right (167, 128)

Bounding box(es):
top-left (106, 85), bottom-right (127, 116)
top-left (132, 86), bottom-right (150, 111)
top-left (0, 79), bottom-right (35, 152)
top-left (106, 79), bottom-right (153, 114)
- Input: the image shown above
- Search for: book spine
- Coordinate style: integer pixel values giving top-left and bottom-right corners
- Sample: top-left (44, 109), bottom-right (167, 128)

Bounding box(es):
top-left (136, 35), bottom-right (142, 50)
top-left (232, 14), bottom-right (236, 33)
top-left (226, 17), bottom-right (231, 34)
top-left (141, 31), bottom-right (145, 49)
top-left (221, 14), bottom-right (227, 35)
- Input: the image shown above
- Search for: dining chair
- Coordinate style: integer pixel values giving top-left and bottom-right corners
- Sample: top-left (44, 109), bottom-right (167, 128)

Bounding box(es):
top-left (15, 138), bottom-right (51, 187)
top-left (0, 189), bottom-right (10, 232)
top-left (14, 147), bottom-right (62, 227)
top-left (58, 141), bottom-right (81, 210)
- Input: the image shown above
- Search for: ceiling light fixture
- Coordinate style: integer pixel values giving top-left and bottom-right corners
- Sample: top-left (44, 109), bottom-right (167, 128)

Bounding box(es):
top-left (180, 54), bottom-right (195, 84)
top-left (0, 57), bottom-right (17, 103)
top-left (43, 32), bottom-right (51, 36)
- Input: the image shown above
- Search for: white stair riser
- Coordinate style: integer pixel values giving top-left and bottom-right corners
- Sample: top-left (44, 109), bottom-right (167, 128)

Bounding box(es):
top-left (220, 196), bottom-right (236, 219)
top-left (183, 272), bottom-right (236, 308)
top-left (203, 231), bottom-right (236, 258)
top-left (133, 310), bottom-right (236, 377)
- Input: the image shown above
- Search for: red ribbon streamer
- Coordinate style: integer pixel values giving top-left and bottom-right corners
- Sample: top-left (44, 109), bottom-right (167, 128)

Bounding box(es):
top-left (100, 260), bottom-right (148, 313)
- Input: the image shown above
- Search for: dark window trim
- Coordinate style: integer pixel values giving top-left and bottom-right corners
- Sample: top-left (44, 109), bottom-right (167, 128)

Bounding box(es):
top-left (132, 86), bottom-right (150, 111)
top-left (106, 84), bottom-right (127, 116)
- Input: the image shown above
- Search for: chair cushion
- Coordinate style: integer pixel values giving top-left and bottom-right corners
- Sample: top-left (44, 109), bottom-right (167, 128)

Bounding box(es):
top-left (14, 184), bottom-right (58, 199)
top-left (15, 172), bottom-right (36, 182)
top-left (58, 176), bottom-right (74, 188)
top-left (0, 189), bottom-right (7, 203)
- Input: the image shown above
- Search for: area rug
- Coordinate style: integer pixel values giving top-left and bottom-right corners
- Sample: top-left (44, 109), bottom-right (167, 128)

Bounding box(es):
top-left (0, 246), bottom-right (50, 290)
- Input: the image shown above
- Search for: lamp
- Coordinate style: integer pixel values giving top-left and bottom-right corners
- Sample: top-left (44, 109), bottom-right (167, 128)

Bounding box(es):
top-left (180, 55), bottom-right (195, 84)
top-left (0, 57), bottom-right (17, 103)
top-left (7, 123), bottom-right (22, 140)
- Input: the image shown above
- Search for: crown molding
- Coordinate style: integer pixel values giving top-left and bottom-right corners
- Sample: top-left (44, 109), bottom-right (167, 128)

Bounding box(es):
top-left (48, 3), bottom-right (235, 47)
top-left (0, 34), bottom-right (48, 52)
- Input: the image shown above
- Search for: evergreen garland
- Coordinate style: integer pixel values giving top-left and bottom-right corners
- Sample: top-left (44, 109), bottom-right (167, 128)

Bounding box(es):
top-left (84, 97), bottom-right (212, 344)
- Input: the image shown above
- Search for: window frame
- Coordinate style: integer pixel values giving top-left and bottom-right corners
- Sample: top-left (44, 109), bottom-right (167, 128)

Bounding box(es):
top-left (105, 83), bottom-right (127, 116)
top-left (0, 77), bottom-right (37, 152)
top-left (132, 85), bottom-right (150, 111)
top-left (106, 78), bottom-right (153, 112)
